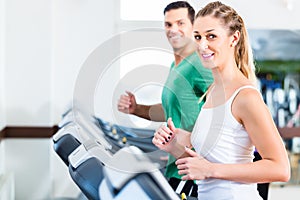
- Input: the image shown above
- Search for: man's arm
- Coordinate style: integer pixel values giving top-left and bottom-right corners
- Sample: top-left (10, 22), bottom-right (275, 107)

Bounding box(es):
top-left (134, 103), bottom-right (165, 122)
top-left (118, 91), bottom-right (165, 121)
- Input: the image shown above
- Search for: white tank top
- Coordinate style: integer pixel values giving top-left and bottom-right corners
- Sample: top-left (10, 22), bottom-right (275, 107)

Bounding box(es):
top-left (191, 85), bottom-right (263, 200)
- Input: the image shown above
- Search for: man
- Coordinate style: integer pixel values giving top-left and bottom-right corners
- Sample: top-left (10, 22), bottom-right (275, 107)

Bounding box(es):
top-left (117, 1), bottom-right (213, 197)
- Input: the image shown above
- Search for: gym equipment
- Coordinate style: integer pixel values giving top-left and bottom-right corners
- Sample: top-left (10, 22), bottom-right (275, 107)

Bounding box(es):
top-left (68, 139), bottom-right (112, 200)
top-left (98, 146), bottom-right (180, 200)
top-left (53, 123), bottom-right (82, 166)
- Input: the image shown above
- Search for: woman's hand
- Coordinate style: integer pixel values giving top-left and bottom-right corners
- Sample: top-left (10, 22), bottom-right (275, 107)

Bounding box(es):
top-left (176, 147), bottom-right (213, 180)
top-left (152, 118), bottom-right (192, 158)
top-left (152, 118), bottom-right (176, 153)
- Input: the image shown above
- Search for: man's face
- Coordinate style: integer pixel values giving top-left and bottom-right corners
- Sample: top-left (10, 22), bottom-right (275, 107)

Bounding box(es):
top-left (164, 8), bottom-right (194, 51)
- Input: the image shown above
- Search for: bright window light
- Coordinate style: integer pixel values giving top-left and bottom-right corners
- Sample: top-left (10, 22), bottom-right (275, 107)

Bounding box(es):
top-left (119, 49), bottom-right (173, 128)
top-left (120, 0), bottom-right (175, 21)
top-left (120, 49), bottom-right (172, 78)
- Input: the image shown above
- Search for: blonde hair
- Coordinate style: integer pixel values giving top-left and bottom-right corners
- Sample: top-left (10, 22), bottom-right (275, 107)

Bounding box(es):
top-left (196, 1), bottom-right (256, 84)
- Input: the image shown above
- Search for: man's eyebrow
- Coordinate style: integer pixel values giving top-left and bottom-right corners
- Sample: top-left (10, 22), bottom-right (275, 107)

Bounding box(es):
top-left (165, 18), bottom-right (185, 23)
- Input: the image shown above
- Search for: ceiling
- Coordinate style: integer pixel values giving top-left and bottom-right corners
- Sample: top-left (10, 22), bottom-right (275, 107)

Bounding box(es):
top-left (248, 29), bottom-right (300, 61)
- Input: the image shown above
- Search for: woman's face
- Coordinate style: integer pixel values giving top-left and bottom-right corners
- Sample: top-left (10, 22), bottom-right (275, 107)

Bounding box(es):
top-left (193, 15), bottom-right (236, 70)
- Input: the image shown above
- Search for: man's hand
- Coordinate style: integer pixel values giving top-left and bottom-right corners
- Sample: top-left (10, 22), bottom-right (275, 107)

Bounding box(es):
top-left (117, 91), bottom-right (137, 114)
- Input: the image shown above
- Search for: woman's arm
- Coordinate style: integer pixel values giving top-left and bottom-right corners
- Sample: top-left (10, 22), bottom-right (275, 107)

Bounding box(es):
top-left (176, 89), bottom-right (290, 183)
top-left (225, 89), bottom-right (290, 183)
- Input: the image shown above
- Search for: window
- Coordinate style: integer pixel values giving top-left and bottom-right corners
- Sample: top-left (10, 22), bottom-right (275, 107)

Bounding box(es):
top-left (120, 0), bottom-right (175, 21)
top-left (118, 0), bottom-right (175, 128)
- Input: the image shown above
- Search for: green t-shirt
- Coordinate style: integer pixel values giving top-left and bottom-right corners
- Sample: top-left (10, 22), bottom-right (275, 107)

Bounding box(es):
top-left (161, 51), bottom-right (213, 179)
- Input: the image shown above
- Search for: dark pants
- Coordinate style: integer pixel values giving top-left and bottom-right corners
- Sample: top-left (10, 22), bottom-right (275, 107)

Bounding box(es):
top-left (254, 151), bottom-right (270, 200)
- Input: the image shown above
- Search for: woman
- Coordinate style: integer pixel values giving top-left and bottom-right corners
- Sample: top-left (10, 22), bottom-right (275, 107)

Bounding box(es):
top-left (152, 1), bottom-right (290, 199)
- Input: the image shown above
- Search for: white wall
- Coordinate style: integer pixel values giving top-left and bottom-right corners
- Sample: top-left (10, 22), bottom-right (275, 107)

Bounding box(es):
top-left (3, 139), bottom-right (52, 200)
top-left (51, 0), bottom-right (116, 124)
top-left (1, 0), bottom-right (116, 199)
top-left (4, 0), bottom-right (52, 126)
top-left (2, 0), bottom-right (116, 126)
top-left (0, 0), bottom-right (6, 130)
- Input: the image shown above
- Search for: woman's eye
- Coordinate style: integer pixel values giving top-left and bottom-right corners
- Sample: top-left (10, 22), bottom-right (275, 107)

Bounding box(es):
top-left (194, 35), bottom-right (201, 40)
top-left (208, 34), bottom-right (216, 39)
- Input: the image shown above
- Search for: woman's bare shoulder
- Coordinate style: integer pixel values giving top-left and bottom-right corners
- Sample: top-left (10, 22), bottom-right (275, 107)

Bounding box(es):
top-left (233, 86), bottom-right (265, 113)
